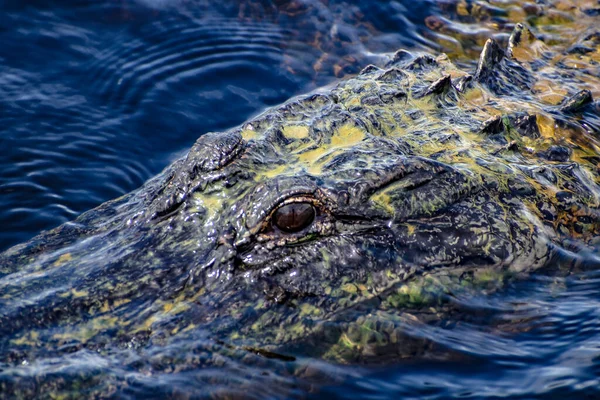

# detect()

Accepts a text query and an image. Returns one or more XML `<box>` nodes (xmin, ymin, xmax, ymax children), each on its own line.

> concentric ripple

<box><xmin>85</xmin><ymin>16</ymin><xmax>291</xmax><ymax>112</ymax></box>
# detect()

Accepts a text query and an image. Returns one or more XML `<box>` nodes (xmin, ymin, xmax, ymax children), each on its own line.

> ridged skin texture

<box><xmin>1</xmin><ymin>15</ymin><xmax>600</xmax><ymax>397</ymax></box>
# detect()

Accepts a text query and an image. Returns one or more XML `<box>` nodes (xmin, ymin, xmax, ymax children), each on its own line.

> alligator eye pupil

<box><xmin>273</xmin><ymin>203</ymin><xmax>315</xmax><ymax>233</ymax></box>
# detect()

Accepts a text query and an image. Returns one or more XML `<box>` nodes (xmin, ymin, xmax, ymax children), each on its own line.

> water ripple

<box><xmin>86</xmin><ymin>17</ymin><xmax>289</xmax><ymax>112</ymax></box>
<box><xmin>0</xmin><ymin>1</ymin><xmax>438</xmax><ymax>250</ymax></box>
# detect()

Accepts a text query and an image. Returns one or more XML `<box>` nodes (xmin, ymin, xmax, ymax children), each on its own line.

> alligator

<box><xmin>1</xmin><ymin>20</ymin><xmax>600</xmax><ymax>397</ymax></box>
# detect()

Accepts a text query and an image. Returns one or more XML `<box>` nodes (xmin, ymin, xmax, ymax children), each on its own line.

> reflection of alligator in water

<box><xmin>1</xmin><ymin>22</ymin><xmax>600</xmax><ymax>397</ymax></box>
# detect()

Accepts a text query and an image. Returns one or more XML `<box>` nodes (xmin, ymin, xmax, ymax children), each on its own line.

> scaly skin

<box><xmin>1</xmin><ymin>19</ymin><xmax>600</xmax><ymax>397</ymax></box>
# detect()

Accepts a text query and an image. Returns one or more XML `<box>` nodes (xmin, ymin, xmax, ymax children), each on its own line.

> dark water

<box><xmin>2</xmin><ymin>0</ymin><xmax>600</xmax><ymax>399</ymax></box>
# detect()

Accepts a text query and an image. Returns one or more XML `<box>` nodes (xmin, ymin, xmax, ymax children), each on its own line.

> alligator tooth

<box><xmin>475</xmin><ymin>39</ymin><xmax>504</xmax><ymax>81</ymax></box>
<box><xmin>560</xmin><ymin>90</ymin><xmax>594</xmax><ymax>113</ymax></box>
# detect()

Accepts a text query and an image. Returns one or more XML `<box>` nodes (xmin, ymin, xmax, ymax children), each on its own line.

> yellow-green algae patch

<box><xmin>282</xmin><ymin>125</ymin><xmax>310</xmax><ymax>140</ymax></box>
<box><xmin>51</xmin><ymin>316</ymin><xmax>120</xmax><ymax>344</ymax></box>
<box><xmin>330</xmin><ymin>124</ymin><xmax>365</xmax><ymax>147</ymax></box>
<box><xmin>258</xmin><ymin>164</ymin><xmax>290</xmax><ymax>180</ymax></box>
<box><xmin>299</xmin><ymin>303</ymin><xmax>322</xmax><ymax>317</ymax></box>
<box><xmin>297</xmin><ymin>123</ymin><xmax>366</xmax><ymax>175</ymax></box>
<box><xmin>11</xmin><ymin>331</ymin><xmax>40</xmax><ymax>347</ymax></box>
<box><xmin>59</xmin><ymin>288</ymin><xmax>89</xmax><ymax>299</ymax></box>
<box><xmin>192</xmin><ymin>192</ymin><xmax>228</xmax><ymax>222</ymax></box>
<box><xmin>53</xmin><ymin>253</ymin><xmax>72</xmax><ymax>267</ymax></box>
<box><xmin>240</xmin><ymin>128</ymin><xmax>259</xmax><ymax>142</ymax></box>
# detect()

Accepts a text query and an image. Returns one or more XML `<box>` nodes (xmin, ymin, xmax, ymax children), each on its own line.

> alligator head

<box><xmin>1</xmin><ymin>24</ymin><xmax>600</xmax><ymax>393</ymax></box>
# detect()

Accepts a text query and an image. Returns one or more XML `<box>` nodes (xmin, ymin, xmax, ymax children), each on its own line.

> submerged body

<box><xmin>1</xmin><ymin>12</ymin><xmax>600</xmax><ymax>397</ymax></box>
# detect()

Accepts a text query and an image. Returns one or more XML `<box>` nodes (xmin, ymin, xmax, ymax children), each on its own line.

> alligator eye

<box><xmin>273</xmin><ymin>203</ymin><xmax>315</xmax><ymax>233</ymax></box>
